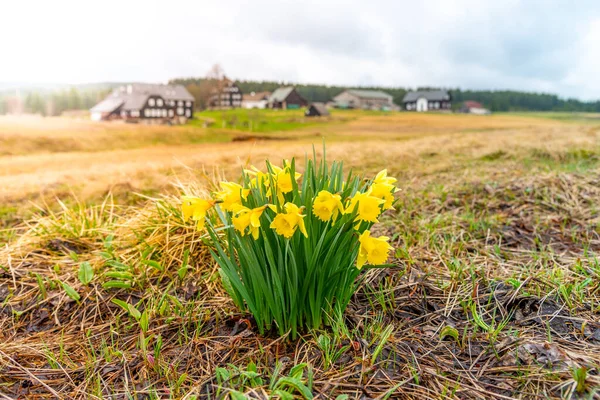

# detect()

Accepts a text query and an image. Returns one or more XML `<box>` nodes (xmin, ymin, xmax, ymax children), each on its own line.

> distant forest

<box><xmin>0</xmin><ymin>86</ymin><xmax>112</xmax><ymax>116</ymax></box>
<box><xmin>2</xmin><ymin>79</ymin><xmax>600</xmax><ymax>115</ymax></box>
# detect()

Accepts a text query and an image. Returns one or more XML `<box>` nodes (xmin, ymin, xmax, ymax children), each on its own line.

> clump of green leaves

<box><xmin>196</xmin><ymin>149</ymin><xmax>397</xmax><ymax>338</ymax></box>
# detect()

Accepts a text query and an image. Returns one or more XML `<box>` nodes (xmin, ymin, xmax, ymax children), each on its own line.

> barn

<box><xmin>90</xmin><ymin>83</ymin><xmax>195</xmax><ymax>123</ymax></box>
<box><xmin>268</xmin><ymin>87</ymin><xmax>308</xmax><ymax>109</ymax></box>
<box><xmin>332</xmin><ymin>89</ymin><xmax>394</xmax><ymax>110</ymax></box>
<box><xmin>402</xmin><ymin>90</ymin><xmax>452</xmax><ymax>112</ymax></box>
<box><xmin>305</xmin><ymin>103</ymin><xmax>330</xmax><ymax>117</ymax></box>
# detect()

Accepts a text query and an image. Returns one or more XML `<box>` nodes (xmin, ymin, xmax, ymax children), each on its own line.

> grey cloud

<box><xmin>4</xmin><ymin>0</ymin><xmax>600</xmax><ymax>99</ymax></box>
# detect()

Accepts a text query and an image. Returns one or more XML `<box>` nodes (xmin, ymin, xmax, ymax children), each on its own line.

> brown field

<box><xmin>1</xmin><ymin>111</ymin><xmax>600</xmax><ymax>399</ymax></box>
<box><xmin>0</xmin><ymin>112</ymin><xmax>593</xmax><ymax>203</ymax></box>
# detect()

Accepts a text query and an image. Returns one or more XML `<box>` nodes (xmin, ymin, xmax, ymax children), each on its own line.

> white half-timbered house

<box><xmin>402</xmin><ymin>90</ymin><xmax>452</xmax><ymax>112</ymax></box>
<box><xmin>90</xmin><ymin>83</ymin><xmax>195</xmax><ymax>123</ymax></box>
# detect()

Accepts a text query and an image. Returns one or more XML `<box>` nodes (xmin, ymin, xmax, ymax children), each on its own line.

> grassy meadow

<box><xmin>1</xmin><ymin>110</ymin><xmax>600</xmax><ymax>398</ymax></box>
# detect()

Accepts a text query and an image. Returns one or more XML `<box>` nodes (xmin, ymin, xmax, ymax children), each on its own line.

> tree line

<box><xmin>172</xmin><ymin>77</ymin><xmax>600</xmax><ymax>112</ymax></box>
<box><xmin>0</xmin><ymin>87</ymin><xmax>111</xmax><ymax>116</ymax></box>
<box><xmin>2</xmin><ymin>79</ymin><xmax>599</xmax><ymax>116</ymax></box>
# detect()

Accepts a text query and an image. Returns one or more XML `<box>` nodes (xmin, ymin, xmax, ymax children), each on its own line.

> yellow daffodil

<box><xmin>181</xmin><ymin>196</ymin><xmax>215</xmax><ymax>230</ymax></box>
<box><xmin>368</xmin><ymin>182</ymin><xmax>396</xmax><ymax>210</ymax></box>
<box><xmin>232</xmin><ymin>205</ymin><xmax>268</xmax><ymax>239</ymax></box>
<box><xmin>244</xmin><ymin>165</ymin><xmax>270</xmax><ymax>189</ymax></box>
<box><xmin>270</xmin><ymin>203</ymin><xmax>308</xmax><ymax>238</ymax></box>
<box><xmin>373</xmin><ymin>169</ymin><xmax>397</xmax><ymax>186</ymax></box>
<box><xmin>214</xmin><ymin>182</ymin><xmax>250</xmax><ymax>211</ymax></box>
<box><xmin>274</xmin><ymin>167</ymin><xmax>301</xmax><ymax>194</ymax></box>
<box><xmin>346</xmin><ymin>192</ymin><xmax>385</xmax><ymax>223</ymax></box>
<box><xmin>357</xmin><ymin>230</ymin><xmax>393</xmax><ymax>269</ymax></box>
<box><xmin>312</xmin><ymin>190</ymin><xmax>345</xmax><ymax>222</ymax></box>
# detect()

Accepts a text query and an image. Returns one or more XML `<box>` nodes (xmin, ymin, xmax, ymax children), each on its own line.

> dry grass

<box><xmin>1</xmin><ymin>112</ymin><xmax>600</xmax><ymax>398</ymax></box>
<box><xmin>1</xmin><ymin>112</ymin><xmax>596</xmax><ymax>203</ymax></box>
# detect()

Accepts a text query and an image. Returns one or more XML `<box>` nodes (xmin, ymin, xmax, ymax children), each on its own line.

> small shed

<box><xmin>305</xmin><ymin>102</ymin><xmax>330</xmax><ymax>117</ymax></box>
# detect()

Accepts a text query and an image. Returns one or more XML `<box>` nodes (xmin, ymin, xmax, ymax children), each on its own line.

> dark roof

<box><xmin>91</xmin><ymin>83</ymin><xmax>194</xmax><ymax>112</ymax></box>
<box><xmin>269</xmin><ymin>87</ymin><xmax>295</xmax><ymax>102</ymax></box>
<box><xmin>308</xmin><ymin>102</ymin><xmax>330</xmax><ymax>116</ymax></box>
<box><xmin>90</xmin><ymin>97</ymin><xmax>123</xmax><ymax>113</ymax></box>
<box><xmin>345</xmin><ymin>89</ymin><xmax>392</xmax><ymax>100</ymax></box>
<box><xmin>403</xmin><ymin>90</ymin><xmax>451</xmax><ymax>102</ymax></box>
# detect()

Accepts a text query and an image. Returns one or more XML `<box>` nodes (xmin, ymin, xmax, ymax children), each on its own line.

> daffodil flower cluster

<box><xmin>180</xmin><ymin>153</ymin><xmax>399</xmax><ymax>337</ymax></box>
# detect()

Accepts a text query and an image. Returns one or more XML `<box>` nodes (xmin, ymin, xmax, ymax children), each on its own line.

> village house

<box><xmin>208</xmin><ymin>78</ymin><xmax>243</xmax><ymax>108</ymax></box>
<box><xmin>332</xmin><ymin>89</ymin><xmax>394</xmax><ymax>110</ymax></box>
<box><xmin>241</xmin><ymin>91</ymin><xmax>271</xmax><ymax>109</ymax></box>
<box><xmin>90</xmin><ymin>83</ymin><xmax>195</xmax><ymax>122</ymax></box>
<box><xmin>268</xmin><ymin>87</ymin><xmax>308</xmax><ymax>109</ymax></box>
<box><xmin>402</xmin><ymin>90</ymin><xmax>452</xmax><ymax>112</ymax></box>
<box><xmin>459</xmin><ymin>100</ymin><xmax>491</xmax><ymax>115</ymax></box>
<box><xmin>305</xmin><ymin>102</ymin><xmax>330</xmax><ymax>117</ymax></box>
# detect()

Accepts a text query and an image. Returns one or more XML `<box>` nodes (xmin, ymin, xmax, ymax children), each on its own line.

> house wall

<box><xmin>333</xmin><ymin>91</ymin><xmax>392</xmax><ymax>109</ymax></box>
<box><xmin>333</xmin><ymin>92</ymin><xmax>361</xmax><ymax>108</ymax></box>
<box><xmin>284</xmin><ymin>89</ymin><xmax>308</xmax><ymax>108</ymax></box>
<box><xmin>242</xmin><ymin>100</ymin><xmax>268</xmax><ymax>109</ymax></box>
<box><xmin>135</xmin><ymin>95</ymin><xmax>194</xmax><ymax>120</ymax></box>
<box><xmin>271</xmin><ymin>89</ymin><xmax>308</xmax><ymax>109</ymax></box>
<box><xmin>360</xmin><ymin>97</ymin><xmax>392</xmax><ymax>110</ymax></box>
<box><xmin>404</xmin><ymin>100</ymin><xmax>451</xmax><ymax>112</ymax></box>
<box><xmin>210</xmin><ymin>82</ymin><xmax>243</xmax><ymax>108</ymax></box>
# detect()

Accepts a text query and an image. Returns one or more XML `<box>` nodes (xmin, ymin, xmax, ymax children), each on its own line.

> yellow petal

<box><xmin>356</xmin><ymin>250</ymin><xmax>368</xmax><ymax>269</ymax></box>
<box><xmin>298</xmin><ymin>216</ymin><xmax>308</xmax><ymax>238</ymax></box>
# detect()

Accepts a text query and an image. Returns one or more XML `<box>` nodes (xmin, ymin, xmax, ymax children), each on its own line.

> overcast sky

<box><xmin>4</xmin><ymin>0</ymin><xmax>600</xmax><ymax>100</ymax></box>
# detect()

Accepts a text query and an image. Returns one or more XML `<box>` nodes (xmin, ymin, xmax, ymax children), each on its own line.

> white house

<box><xmin>241</xmin><ymin>91</ymin><xmax>271</xmax><ymax>109</ymax></box>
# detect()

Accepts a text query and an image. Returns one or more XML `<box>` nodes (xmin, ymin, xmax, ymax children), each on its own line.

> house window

<box><xmin>177</xmin><ymin>107</ymin><xmax>183</xmax><ymax>115</ymax></box>
<box><xmin>148</xmin><ymin>98</ymin><xmax>155</xmax><ymax>107</ymax></box>
<box><xmin>162</xmin><ymin>109</ymin><xmax>167</xmax><ymax>117</ymax></box>
<box><xmin>186</xmin><ymin>101</ymin><xmax>191</xmax><ymax>107</ymax></box>
<box><xmin>178</xmin><ymin>101</ymin><xmax>183</xmax><ymax>106</ymax></box>
<box><xmin>185</xmin><ymin>109</ymin><xmax>191</xmax><ymax>117</ymax></box>
<box><xmin>157</xmin><ymin>99</ymin><xmax>163</xmax><ymax>107</ymax></box>
<box><xmin>434</xmin><ymin>102</ymin><xmax>440</xmax><ymax>109</ymax></box>
<box><xmin>121</xmin><ymin>110</ymin><xmax>127</xmax><ymax>117</ymax></box>
<box><xmin>168</xmin><ymin>109</ymin><xmax>174</xmax><ymax>117</ymax></box>
<box><xmin>131</xmin><ymin>110</ymin><xmax>139</xmax><ymax>117</ymax></box>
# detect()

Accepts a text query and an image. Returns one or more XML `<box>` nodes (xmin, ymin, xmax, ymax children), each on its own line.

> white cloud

<box><xmin>2</xmin><ymin>0</ymin><xmax>600</xmax><ymax>99</ymax></box>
